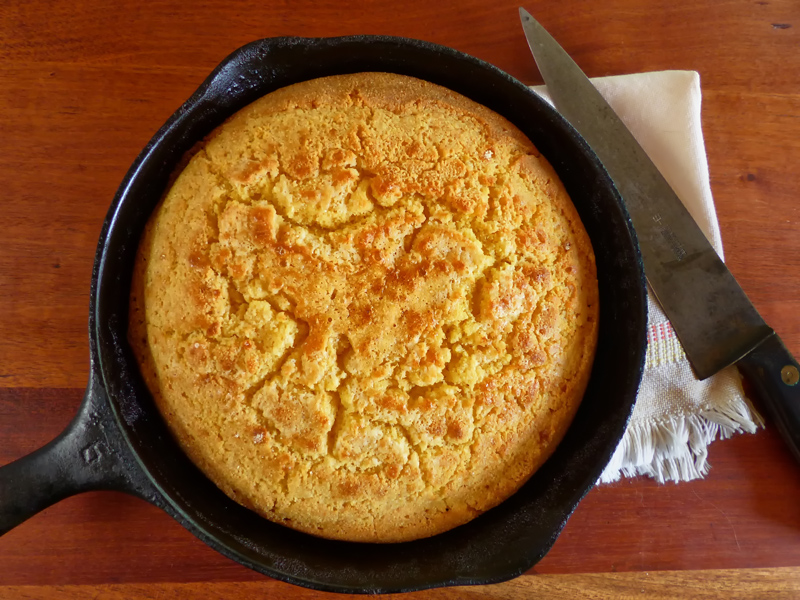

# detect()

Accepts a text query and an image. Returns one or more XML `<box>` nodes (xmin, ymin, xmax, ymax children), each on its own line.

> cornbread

<box><xmin>129</xmin><ymin>72</ymin><xmax>598</xmax><ymax>543</ymax></box>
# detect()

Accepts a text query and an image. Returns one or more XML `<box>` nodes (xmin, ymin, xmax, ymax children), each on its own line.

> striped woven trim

<box><xmin>645</xmin><ymin>320</ymin><xmax>686</xmax><ymax>369</ymax></box>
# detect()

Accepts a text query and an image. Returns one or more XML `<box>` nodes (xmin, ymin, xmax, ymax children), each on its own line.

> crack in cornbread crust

<box><xmin>129</xmin><ymin>73</ymin><xmax>599</xmax><ymax>543</ymax></box>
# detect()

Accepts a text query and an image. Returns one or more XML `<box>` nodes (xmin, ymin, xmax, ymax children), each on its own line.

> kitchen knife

<box><xmin>519</xmin><ymin>7</ymin><xmax>800</xmax><ymax>461</ymax></box>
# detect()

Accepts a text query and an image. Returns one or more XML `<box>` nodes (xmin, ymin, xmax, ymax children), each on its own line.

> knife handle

<box><xmin>737</xmin><ymin>332</ymin><xmax>800</xmax><ymax>463</ymax></box>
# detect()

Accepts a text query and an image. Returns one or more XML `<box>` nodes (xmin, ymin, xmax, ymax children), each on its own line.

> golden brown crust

<box><xmin>129</xmin><ymin>72</ymin><xmax>598</xmax><ymax>543</ymax></box>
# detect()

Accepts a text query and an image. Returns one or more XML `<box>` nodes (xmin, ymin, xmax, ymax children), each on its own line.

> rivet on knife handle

<box><xmin>737</xmin><ymin>334</ymin><xmax>800</xmax><ymax>462</ymax></box>
<box><xmin>782</xmin><ymin>365</ymin><xmax>800</xmax><ymax>387</ymax></box>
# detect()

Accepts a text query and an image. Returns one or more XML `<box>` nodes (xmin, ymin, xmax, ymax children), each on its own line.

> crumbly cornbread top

<box><xmin>130</xmin><ymin>72</ymin><xmax>598</xmax><ymax>542</ymax></box>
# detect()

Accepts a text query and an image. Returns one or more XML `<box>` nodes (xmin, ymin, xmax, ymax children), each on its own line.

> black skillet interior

<box><xmin>93</xmin><ymin>36</ymin><xmax>646</xmax><ymax>593</ymax></box>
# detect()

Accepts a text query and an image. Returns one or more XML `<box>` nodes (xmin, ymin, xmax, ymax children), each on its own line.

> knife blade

<box><xmin>519</xmin><ymin>7</ymin><xmax>800</xmax><ymax>461</ymax></box>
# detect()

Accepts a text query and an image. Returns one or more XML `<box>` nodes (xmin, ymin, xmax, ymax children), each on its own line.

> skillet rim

<box><xmin>91</xmin><ymin>34</ymin><xmax>647</xmax><ymax>594</ymax></box>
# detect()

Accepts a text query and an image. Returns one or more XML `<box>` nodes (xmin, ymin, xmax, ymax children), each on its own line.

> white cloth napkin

<box><xmin>532</xmin><ymin>71</ymin><xmax>762</xmax><ymax>483</ymax></box>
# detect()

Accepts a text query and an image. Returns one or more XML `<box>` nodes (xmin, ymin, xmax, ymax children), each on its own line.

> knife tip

<box><xmin>519</xmin><ymin>7</ymin><xmax>536</xmax><ymax>28</ymax></box>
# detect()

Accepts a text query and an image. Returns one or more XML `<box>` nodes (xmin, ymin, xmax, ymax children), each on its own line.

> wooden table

<box><xmin>1</xmin><ymin>0</ymin><xmax>799</xmax><ymax>597</ymax></box>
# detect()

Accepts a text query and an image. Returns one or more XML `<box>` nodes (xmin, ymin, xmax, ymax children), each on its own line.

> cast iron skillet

<box><xmin>0</xmin><ymin>36</ymin><xmax>646</xmax><ymax>593</ymax></box>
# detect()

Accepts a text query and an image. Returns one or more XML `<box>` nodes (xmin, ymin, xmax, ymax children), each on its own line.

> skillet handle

<box><xmin>0</xmin><ymin>372</ymin><xmax>156</xmax><ymax>536</ymax></box>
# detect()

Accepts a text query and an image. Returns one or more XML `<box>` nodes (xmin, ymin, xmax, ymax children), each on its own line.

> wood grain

<box><xmin>2</xmin><ymin>388</ymin><xmax>800</xmax><ymax>585</ymax></box>
<box><xmin>0</xmin><ymin>0</ymin><xmax>798</xmax><ymax>388</ymax></box>
<box><xmin>2</xmin><ymin>568</ymin><xmax>799</xmax><ymax>599</ymax></box>
<box><xmin>1</xmin><ymin>0</ymin><xmax>800</xmax><ymax>596</ymax></box>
